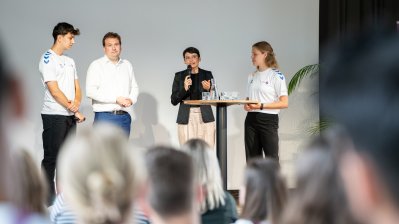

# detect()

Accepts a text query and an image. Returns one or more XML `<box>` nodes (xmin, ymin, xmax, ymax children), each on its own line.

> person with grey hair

<box><xmin>57</xmin><ymin>124</ymin><xmax>138</xmax><ymax>224</ymax></box>
<box><xmin>182</xmin><ymin>139</ymin><xmax>237</xmax><ymax>224</ymax></box>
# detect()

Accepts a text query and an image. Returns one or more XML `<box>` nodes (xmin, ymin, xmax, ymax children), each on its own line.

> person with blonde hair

<box><xmin>236</xmin><ymin>158</ymin><xmax>287</xmax><ymax>224</ymax></box>
<box><xmin>244</xmin><ymin>41</ymin><xmax>288</xmax><ymax>161</ymax></box>
<box><xmin>182</xmin><ymin>139</ymin><xmax>237</xmax><ymax>224</ymax></box>
<box><xmin>57</xmin><ymin>124</ymin><xmax>138</xmax><ymax>224</ymax></box>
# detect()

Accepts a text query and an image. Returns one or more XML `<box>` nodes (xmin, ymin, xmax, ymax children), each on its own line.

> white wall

<box><xmin>0</xmin><ymin>0</ymin><xmax>319</xmax><ymax>189</ymax></box>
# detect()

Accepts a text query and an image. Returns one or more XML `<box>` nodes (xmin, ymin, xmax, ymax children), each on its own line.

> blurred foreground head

<box><xmin>0</xmin><ymin>42</ymin><xmax>23</xmax><ymax>201</ymax></box>
<box><xmin>321</xmin><ymin>29</ymin><xmax>399</xmax><ymax>224</ymax></box>
<box><xmin>57</xmin><ymin>124</ymin><xmax>138</xmax><ymax>224</ymax></box>
<box><xmin>145</xmin><ymin>146</ymin><xmax>198</xmax><ymax>224</ymax></box>
<box><xmin>182</xmin><ymin>139</ymin><xmax>225</xmax><ymax>213</ymax></box>
<box><xmin>281</xmin><ymin>128</ymin><xmax>357</xmax><ymax>224</ymax></box>
<box><xmin>0</xmin><ymin>41</ymin><xmax>50</xmax><ymax>224</ymax></box>
<box><xmin>11</xmin><ymin>149</ymin><xmax>48</xmax><ymax>214</ymax></box>
<box><xmin>0</xmin><ymin>42</ymin><xmax>9</xmax><ymax>201</ymax></box>
<box><xmin>241</xmin><ymin>158</ymin><xmax>287</xmax><ymax>224</ymax></box>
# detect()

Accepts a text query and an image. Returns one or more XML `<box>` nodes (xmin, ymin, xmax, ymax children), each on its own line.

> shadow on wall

<box><xmin>130</xmin><ymin>92</ymin><xmax>171</xmax><ymax>148</ymax></box>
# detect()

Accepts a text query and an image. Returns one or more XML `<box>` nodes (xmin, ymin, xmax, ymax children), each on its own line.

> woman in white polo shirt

<box><xmin>244</xmin><ymin>41</ymin><xmax>288</xmax><ymax>161</ymax></box>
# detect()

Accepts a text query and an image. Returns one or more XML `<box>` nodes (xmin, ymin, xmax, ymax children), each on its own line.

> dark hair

<box><xmin>145</xmin><ymin>146</ymin><xmax>194</xmax><ymax>217</ymax></box>
<box><xmin>281</xmin><ymin>129</ymin><xmax>358</xmax><ymax>224</ymax></box>
<box><xmin>0</xmin><ymin>44</ymin><xmax>8</xmax><ymax>103</ymax></box>
<box><xmin>252</xmin><ymin>41</ymin><xmax>279</xmax><ymax>68</ymax></box>
<box><xmin>320</xmin><ymin>29</ymin><xmax>399</xmax><ymax>206</ymax></box>
<box><xmin>52</xmin><ymin>22</ymin><xmax>80</xmax><ymax>43</ymax></box>
<box><xmin>102</xmin><ymin>32</ymin><xmax>122</xmax><ymax>47</ymax></box>
<box><xmin>241</xmin><ymin>158</ymin><xmax>287</xmax><ymax>224</ymax></box>
<box><xmin>0</xmin><ymin>43</ymin><xmax>14</xmax><ymax>113</ymax></box>
<box><xmin>0</xmin><ymin>42</ymin><xmax>11</xmax><ymax>199</ymax></box>
<box><xmin>182</xmin><ymin>47</ymin><xmax>200</xmax><ymax>58</ymax></box>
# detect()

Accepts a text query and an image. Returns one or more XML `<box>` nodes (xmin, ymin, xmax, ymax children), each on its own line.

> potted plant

<box><xmin>288</xmin><ymin>64</ymin><xmax>330</xmax><ymax>135</ymax></box>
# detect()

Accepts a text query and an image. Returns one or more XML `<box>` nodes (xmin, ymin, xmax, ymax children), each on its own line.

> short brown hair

<box><xmin>102</xmin><ymin>32</ymin><xmax>122</xmax><ymax>47</ymax></box>
<box><xmin>145</xmin><ymin>146</ymin><xmax>195</xmax><ymax>217</ymax></box>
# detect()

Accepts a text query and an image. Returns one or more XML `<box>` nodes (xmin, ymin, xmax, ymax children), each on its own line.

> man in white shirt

<box><xmin>39</xmin><ymin>22</ymin><xmax>85</xmax><ymax>204</ymax></box>
<box><xmin>86</xmin><ymin>32</ymin><xmax>139</xmax><ymax>136</ymax></box>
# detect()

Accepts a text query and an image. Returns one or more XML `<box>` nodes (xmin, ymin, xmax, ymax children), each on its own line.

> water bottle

<box><xmin>210</xmin><ymin>78</ymin><xmax>219</xmax><ymax>100</ymax></box>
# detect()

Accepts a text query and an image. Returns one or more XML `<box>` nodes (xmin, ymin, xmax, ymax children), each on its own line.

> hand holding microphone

<box><xmin>184</xmin><ymin>65</ymin><xmax>192</xmax><ymax>91</ymax></box>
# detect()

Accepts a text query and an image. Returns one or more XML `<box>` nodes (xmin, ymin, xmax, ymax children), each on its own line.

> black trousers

<box><xmin>41</xmin><ymin>114</ymin><xmax>76</xmax><ymax>204</ymax></box>
<box><xmin>244</xmin><ymin>112</ymin><xmax>279</xmax><ymax>161</ymax></box>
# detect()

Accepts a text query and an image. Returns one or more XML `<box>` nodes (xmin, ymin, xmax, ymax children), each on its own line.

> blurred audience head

<box><xmin>0</xmin><ymin>41</ymin><xmax>51</xmax><ymax>224</ymax></box>
<box><xmin>240</xmin><ymin>158</ymin><xmax>287</xmax><ymax>224</ymax></box>
<box><xmin>11</xmin><ymin>148</ymin><xmax>48</xmax><ymax>214</ymax></box>
<box><xmin>281</xmin><ymin>128</ymin><xmax>357</xmax><ymax>224</ymax></box>
<box><xmin>182</xmin><ymin>139</ymin><xmax>225</xmax><ymax>213</ymax></box>
<box><xmin>321</xmin><ymin>29</ymin><xmax>399</xmax><ymax>224</ymax></box>
<box><xmin>145</xmin><ymin>146</ymin><xmax>198</xmax><ymax>224</ymax></box>
<box><xmin>0</xmin><ymin>43</ymin><xmax>10</xmax><ymax>201</ymax></box>
<box><xmin>0</xmin><ymin>43</ymin><xmax>7</xmax><ymax>105</ymax></box>
<box><xmin>57</xmin><ymin>124</ymin><xmax>138</xmax><ymax>224</ymax></box>
<box><xmin>0</xmin><ymin>42</ymin><xmax>24</xmax><ymax>202</ymax></box>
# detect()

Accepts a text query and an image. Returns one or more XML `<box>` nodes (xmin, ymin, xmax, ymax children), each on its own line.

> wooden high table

<box><xmin>184</xmin><ymin>99</ymin><xmax>258</xmax><ymax>190</ymax></box>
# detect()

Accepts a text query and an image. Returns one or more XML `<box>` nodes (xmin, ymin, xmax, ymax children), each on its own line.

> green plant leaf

<box><xmin>307</xmin><ymin>119</ymin><xmax>331</xmax><ymax>135</ymax></box>
<box><xmin>288</xmin><ymin>64</ymin><xmax>319</xmax><ymax>95</ymax></box>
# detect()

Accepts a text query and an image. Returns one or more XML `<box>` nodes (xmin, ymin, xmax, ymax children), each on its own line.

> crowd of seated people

<box><xmin>1</xmin><ymin>28</ymin><xmax>399</xmax><ymax>224</ymax></box>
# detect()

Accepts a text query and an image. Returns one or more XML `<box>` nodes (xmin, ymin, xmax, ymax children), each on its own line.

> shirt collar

<box><xmin>49</xmin><ymin>49</ymin><xmax>62</xmax><ymax>57</ymax></box>
<box><xmin>103</xmin><ymin>55</ymin><xmax>123</xmax><ymax>65</ymax></box>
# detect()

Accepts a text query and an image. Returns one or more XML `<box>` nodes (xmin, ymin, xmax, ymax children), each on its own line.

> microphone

<box><xmin>186</xmin><ymin>65</ymin><xmax>192</xmax><ymax>90</ymax></box>
<box><xmin>187</xmin><ymin>65</ymin><xmax>192</xmax><ymax>79</ymax></box>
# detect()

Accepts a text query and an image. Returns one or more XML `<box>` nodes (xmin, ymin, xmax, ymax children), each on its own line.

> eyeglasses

<box><xmin>184</xmin><ymin>55</ymin><xmax>199</xmax><ymax>60</ymax></box>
